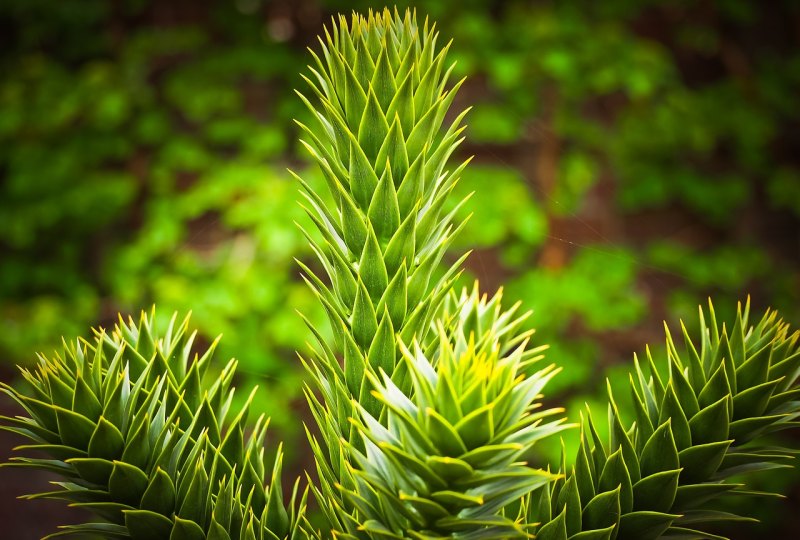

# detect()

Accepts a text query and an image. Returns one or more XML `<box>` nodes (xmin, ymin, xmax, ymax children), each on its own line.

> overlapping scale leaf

<box><xmin>340</xmin><ymin>289</ymin><xmax>569</xmax><ymax>538</ymax></box>
<box><xmin>0</xmin><ymin>310</ymin><xmax>308</xmax><ymax>539</ymax></box>
<box><xmin>530</xmin><ymin>299</ymin><xmax>800</xmax><ymax>540</ymax></box>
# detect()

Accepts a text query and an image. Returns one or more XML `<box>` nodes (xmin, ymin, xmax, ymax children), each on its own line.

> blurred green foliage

<box><xmin>0</xmin><ymin>0</ymin><xmax>331</xmax><ymax>429</ymax></box>
<box><xmin>1</xmin><ymin>0</ymin><xmax>799</xmax><ymax>534</ymax></box>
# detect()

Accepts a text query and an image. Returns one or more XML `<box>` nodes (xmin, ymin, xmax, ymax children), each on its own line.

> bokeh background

<box><xmin>1</xmin><ymin>0</ymin><xmax>799</xmax><ymax>537</ymax></box>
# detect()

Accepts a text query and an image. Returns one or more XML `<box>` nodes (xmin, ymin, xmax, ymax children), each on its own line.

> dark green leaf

<box><xmin>582</xmin><ymin>486</ymin><xmax>621</xmax><ymax>531</ymax></box>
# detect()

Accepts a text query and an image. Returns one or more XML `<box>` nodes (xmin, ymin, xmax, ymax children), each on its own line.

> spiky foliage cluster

<box><xmin>296</xmin><ymin>8</ymin><xmax>473</xmax><ymax>534</ymax></box>
<box><xmin>0</xmin><ymin>311</ymin><xmax>307</xmax><ymax>540</ymax></box>
<box><xmin>319</xmin><ymin>287</ymin><xmax>565</xmax><ymax>537</ymax></box>
<box><xmin>337</xmin><ymin>288</ymin><xmax>568</xmax><ymax>539</ymax></box>
<box><xmin>531</xmin><ymin>300</ymin><xmax>800</xmax><ymax>540</ymax></box>
<box><xmin>438</xmin><ymin>285</ymin><xmax>538</xmax><ymax>361</ymax></box>
<box><xmin>296</xmin><ymin>7</ymin><xmax>469</xmax><ymax>416</ymax></box>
